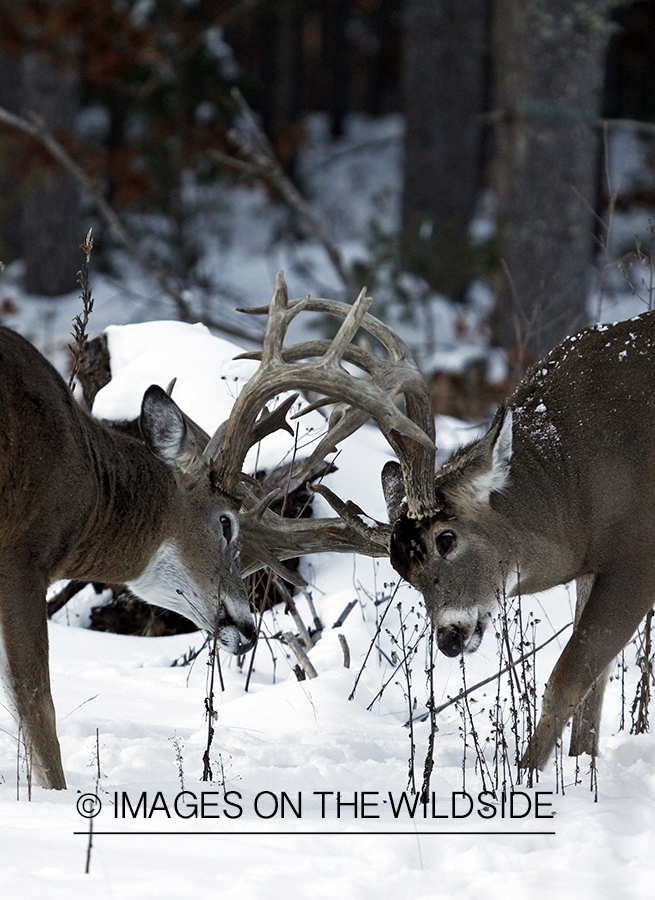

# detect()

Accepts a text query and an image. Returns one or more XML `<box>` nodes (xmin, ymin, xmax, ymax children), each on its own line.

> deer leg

<box><xmin>568</xmin><ymin>666</ymin><xmax>610</xmax><ymax>758</ymax></box>
<box><xmin>0</xmin><ymin>573</ymin><xmax>66</xmax><ymax>789</ymax></box>
<box><xmin>568</xmin><ymin>573</ymin><xmax>608</xmax><ymax>758</ymax></box>
<box><xmin>521</xmin><ymin>570</ymin><xmax>652</xmax><ymax>770</ymax></box>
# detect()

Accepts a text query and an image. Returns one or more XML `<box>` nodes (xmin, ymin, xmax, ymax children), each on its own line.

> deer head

<box><xmin>130</xmin><ymin>383</ymin><xmax>256</xmax><ymax>653</ymax></box>
<box><xmin>382</xmin><ymin>408</ymin><xmax>514</xmax><ymax>657</ymax></box>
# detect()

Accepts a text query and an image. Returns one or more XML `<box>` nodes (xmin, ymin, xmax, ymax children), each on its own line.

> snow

<box><xmin>1</xmin><ymin>321</ymin><xmax>654</xmax><ymax>900</ymax></box>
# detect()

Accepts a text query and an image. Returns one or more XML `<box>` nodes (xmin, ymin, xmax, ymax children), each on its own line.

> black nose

<box><xmin>437</xmin><ymin>625</ymin><xmax>464</xmax><ymax>657</ymax></box>
<box><xmin>236</xmin><ymin>621</ymin><xmax>258</xmax><ymax>655</ymax></box>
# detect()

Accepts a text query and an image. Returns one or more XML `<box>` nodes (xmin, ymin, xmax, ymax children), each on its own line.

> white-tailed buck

<box><xmin>242</xmin><ymin>286</ymin><xmax>651</xmax><ymax>770</ymax></box>
<box><xmin>0</xmin><ymin>274</ymin><xmax>430</xmax><ymax>790</ymax></box>
<box><xmin>380</xmin><ymin>312</ymin><xmax>655</xmax><ymax>770</ymax></box>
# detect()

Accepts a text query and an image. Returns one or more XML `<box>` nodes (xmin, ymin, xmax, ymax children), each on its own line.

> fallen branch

<box><xmin>280</xmin><ymin>632</ymin><xmax>318</xmax><ymax>680</ymax></box>
<box><xmin>46</xmin><ymin>580</ymin><xmax>89</xmax><ymax>618</ymax></box>
<box><xmin>279</xmin><ymin>586</ymin><xmax>314</xmax><ymax>649</ymax></box>
<box><xmin>338</xmin><ymin>634</ymin><xmax>350</xmax><ymax>668</ymax></box>
<box><xmin>332</xmin><ymin>599</ymin><xmax>358</xmax><ymax>629</ymax></box>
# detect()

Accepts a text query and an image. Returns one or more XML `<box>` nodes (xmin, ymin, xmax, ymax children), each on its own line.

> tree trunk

<box><xmin>20</xmin><ymin>45</ymin><xmax>81</xmax><ymax>296</ymax></box>
<box><xmin>0</xmin><ymin>49</ymin><xmax>22</xmax><ymax>262</ymax></box>
<box><xmin>261</xmin><ymin>0</ymin><xmax>303</xmax><ymax>174</ymax></box>
<box><xmin>401</xmin><ymin>0</ymin><xmax>488</xmax><ymax>301</ymax></box>
<box><xmin>490</xmin><ymin>0</ymin><xmax>614</xmax><ymax>362</ymax></box>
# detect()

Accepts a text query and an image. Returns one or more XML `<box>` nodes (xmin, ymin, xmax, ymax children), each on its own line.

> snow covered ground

<box><xmin>1</xmin><ymin>114</ymin><xmax>654</xmax><ymax>898</ymax></box>
<box><xmin>0</xmin><ymin>319</ymin><xmax>654</xmax><ymax>900</ymax></box>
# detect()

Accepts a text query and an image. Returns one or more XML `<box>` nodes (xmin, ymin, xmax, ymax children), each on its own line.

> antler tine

<box><xmin>320</xmin><ymin>286</ymin><xmax>371</xmax><ymax>366</ymax></box>
<box><xmin>202</xmin><ymin>274</ymin><xmax>304</xmax><ymax>480</ymax></box>
<box><xmin>307</xmin><ymin>483</ymin><xmax>390</xmax><ymax>549</ymax></box>
<box><xmin>260</xmin><ymin>271</ymin><xmax>306</xmax><ymax>366</ymax></box>
<box><xmin>291</xmin><ymin>405</ymin><xmax>370</xmax><ymax>486</ymax></box>
<box><xmin>207</xmin><ymin>274</ymin><xmax>436</xmax><ymax>525</ymax></box>
<box><xmin>302</xmin><ymin>296</ymin><xmax>415</xmax><ymax>364</ymax></box>
<box><xmin>208</xmin><ymin>275</ymin><xmax>436</xmax><ymax>501</ymax></box>
<box><xmin>237</xmin><ymin>333</ymin><xmax>437</xmax><ymax>517</ymax></box>
<box><xmin>293</xmin><ymin>298</ymin><xmax>437</xmax><ymax>518</ymax></box>
<box><xmin>237</xmin><ymin>292</ymin><xmax>414</xmax><ymax>365</ymax></box>
<box><xmin>236</xmin><ymin>338</ymin><xmax>434</xmax><ymax>451</ymax></box>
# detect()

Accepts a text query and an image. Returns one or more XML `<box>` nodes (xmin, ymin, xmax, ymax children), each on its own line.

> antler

<box><xmin>215</xmin><ymin>273</ymin><xmax>437</xmax><ymax>519</ymax></box>
<box><xmin>202</xmin><ymin>272</ymin><xmax>437</xmax><ymax>583</ymax></box>
<box><xmin>238</xmin><ymin>482</ymin><xmax>392</xmax><ymax>583</ymax></box>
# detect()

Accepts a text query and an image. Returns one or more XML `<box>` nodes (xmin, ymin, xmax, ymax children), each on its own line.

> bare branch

<box><xmin>279</xmin><ymin>632</ymin><xmax>318</xmax><ymax>680</ymax></box>
<box><xmin>211</xmin><ymin>88</ymin><xmax>356</xmax><ymax>296</ymax></box>
<box><xmin>0</xmin><ymin>104</ymin><xmax>261</xmax><ymax>343</ymax></box>
<box><xmin>338</xmin><ymin>634</ymin><xmax>351</xmax><ymax>668</ymax></box>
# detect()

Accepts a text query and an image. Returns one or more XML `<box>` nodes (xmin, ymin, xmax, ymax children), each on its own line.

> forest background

<box><xmin>2</xmin><ymin>5</ymin><xmax>655</xmax><ymax>897</ymax></box>
<box><xmin>2</xmin><ymin>0</ymin><xmax>655</xmax><ymax>394</ymax></box>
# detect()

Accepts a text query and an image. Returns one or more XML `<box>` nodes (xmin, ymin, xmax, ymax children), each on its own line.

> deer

<box><xmin>377</xmin><ymin>311</ymin><xmax>655</xmax><ymax>770</ymax></box>
<box><xmin>0</xmin><ymin>273</ymin><xmax>434</xmax><ymax>790</ymax></box>
<box><xmin>245</xmin><ymin>284</ymin><xmax>655</xmax><ymax>771</ymax></box>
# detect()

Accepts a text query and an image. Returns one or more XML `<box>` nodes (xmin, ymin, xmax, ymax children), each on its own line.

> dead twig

<box><xmin>338</xmin><ymin>633</ymin><xmax>350</xmax><ymax>668</ymax></box>
<box><xmin>332</xmin><ymin>599</ymin><xmax>358</xmax><ymax>629</ymax></box>
<box><xmin>280</xmin><ymin>632</ymin><xmax>318</xmax><ymax>680</ymax></box>
<box><xmin>420</xmin><ymin>629</ymin><xmax>437</xmax><ymax>805</ymax></box>
<box><xmin>281</xmin><ymin>588</ymin><xmax>314</xmax><ymax>649</ymax></box>
<box><xmin>69</xmin><ymin>229</ymin><xmax>95</xmax><ymax>390</ymax></box>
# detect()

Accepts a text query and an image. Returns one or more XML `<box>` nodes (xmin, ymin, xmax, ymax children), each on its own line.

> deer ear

<box><xmin>466</xmin><ymin>408</ymin><xmax>513</xmax><ymax>504</ymax></box>
<box><xmin>442</xmin><ymin>408</ymin><xmax>513</xmax><ymax>513</ymax></box>
<box><xmin>490</xmin><ymin>407</ymin><xmax>513</xmax><ymax>485</ymax></box>
<box><xmin>140</xmin><ymin>385</ymin><xmax>209</xmax><ymax>475</ymax></box>
<box><xmin>382</xmin><ymin>460</ymin><xmax>407</xmax><ymax>524</ymax></box>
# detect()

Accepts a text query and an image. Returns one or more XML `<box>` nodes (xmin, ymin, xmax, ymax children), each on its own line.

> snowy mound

<box><xmin>92</xmin><ymin>320</ymin><xmax>329</xmax><ymax>474</ymax></box>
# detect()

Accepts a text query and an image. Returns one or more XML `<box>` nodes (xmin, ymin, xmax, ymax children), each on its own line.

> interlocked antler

<box><xmin>259</xmin><ymin>295</ymin><xmax>438</xmax><ymax>519</ymax></box>
<box><xmin>205</xmin><ymin>272</ymin><xmax>437</xmax><ymax>581</ymax></box>
<box><xmin>209</xmin><ymin>272</ymin><xmax>436</xmax><ymax>516</ymax></box>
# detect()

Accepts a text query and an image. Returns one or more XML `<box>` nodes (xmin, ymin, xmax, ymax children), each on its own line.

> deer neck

<box><xmin>58</xmin><ymin>417</ymin><xmax>178</xmax><ymax>585</ymax></box>
<box><xmin>492</xmin><ymin>427</ymin><xmax>587</xmax><ymax>596</ymax></box>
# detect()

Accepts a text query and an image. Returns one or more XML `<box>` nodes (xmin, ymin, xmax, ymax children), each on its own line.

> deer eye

<box><xmin>219</xmin><ymin>514</ymin><xmax>233</xmax><ymax>543</ymax></box>
<box><xmin>436</xmin><ymin>530</ymin><xmax>456</xmax><ymax>557</ymax></box>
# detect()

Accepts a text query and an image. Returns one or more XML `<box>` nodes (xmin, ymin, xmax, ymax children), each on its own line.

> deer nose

<box><xmin>236</xmin><ymin>621</ymin><xmax>258</xmax><ymax>655</ymax></box>
<box><xmin>437</xmin><ymin>624</ymin><xmax>465</xmax><ymax>657</ymax></box>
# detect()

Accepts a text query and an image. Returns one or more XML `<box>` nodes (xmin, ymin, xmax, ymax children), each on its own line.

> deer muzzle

<box><xmin>436</xmin><ymin>615</ymin><xmax>485</xmax><ymax>657</ymax></box>
<box><xmin>216</xmin><ymin>615</ymin><xmax>257</xmax><ymax>655</ymax></box>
